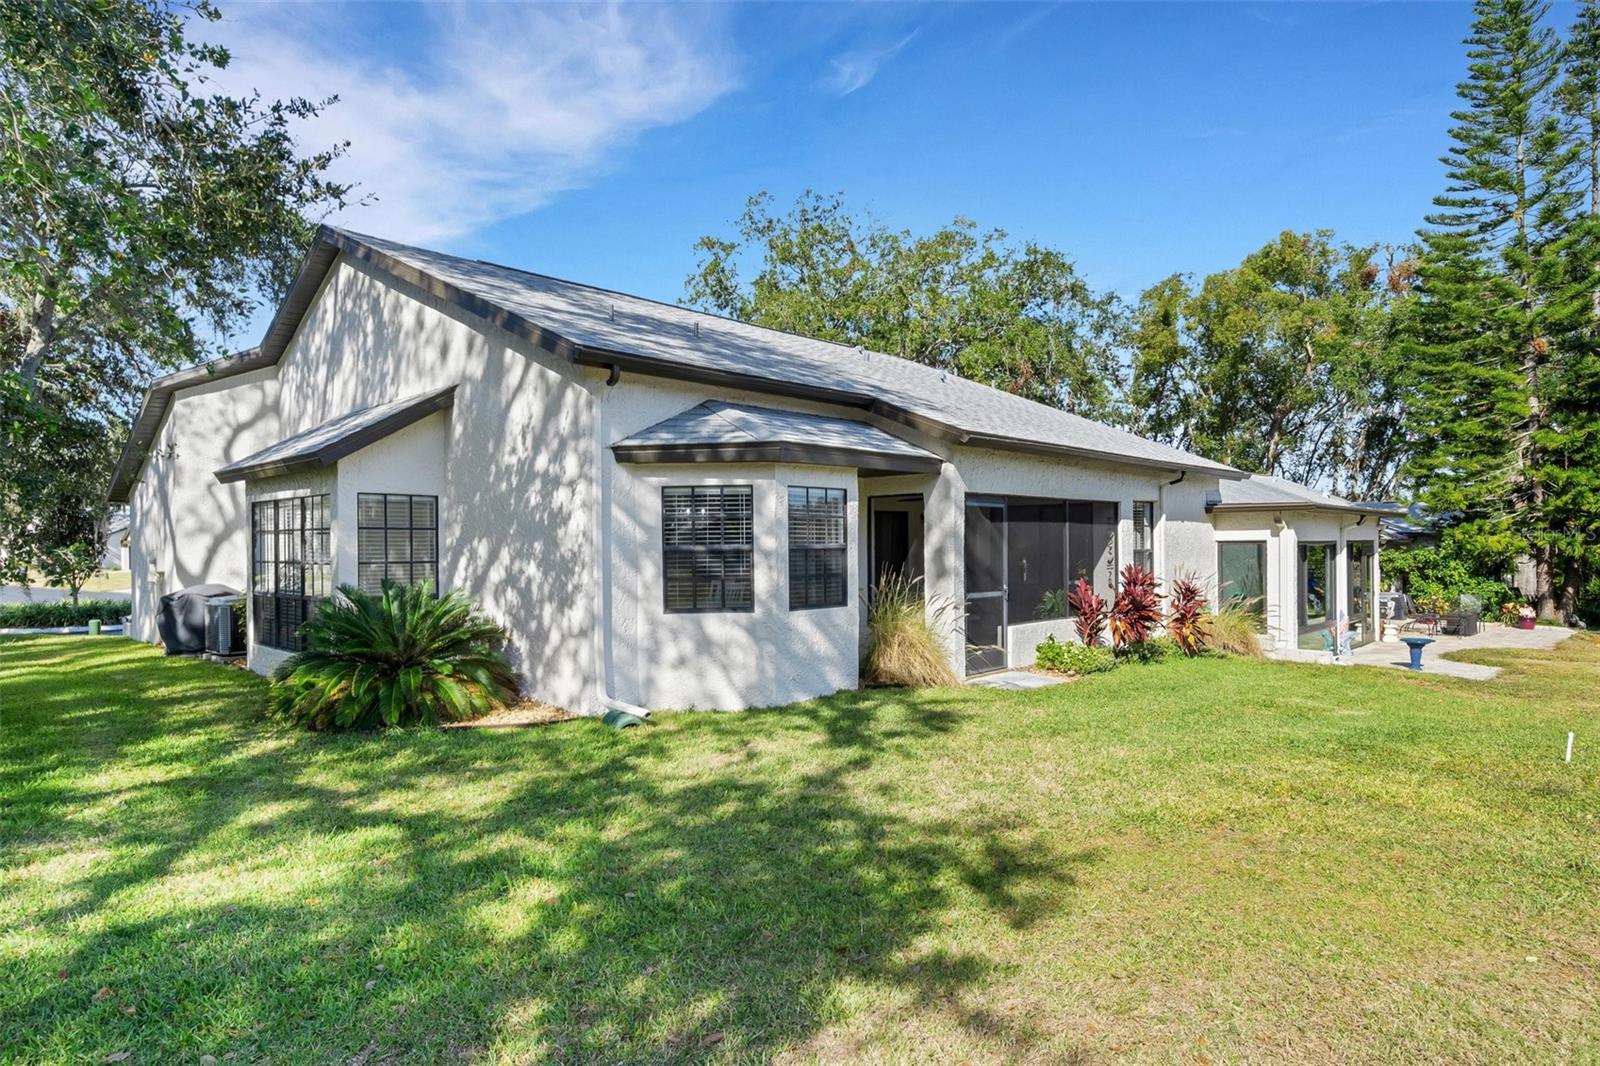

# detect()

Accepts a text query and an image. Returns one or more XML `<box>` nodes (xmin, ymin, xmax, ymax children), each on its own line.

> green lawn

<box><xmin>2</xmin><ymin>636</ymin><xmax>1597</xmax><ymax>1064</ymax></box>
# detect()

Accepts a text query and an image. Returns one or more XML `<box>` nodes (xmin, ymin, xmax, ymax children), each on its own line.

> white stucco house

<box><xmin>107</xmin><ymin>227</ymin><xmax>1385</xmax><ymax>713</ymax></box>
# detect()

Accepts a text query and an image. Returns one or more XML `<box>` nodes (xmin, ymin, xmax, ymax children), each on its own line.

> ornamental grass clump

<box><xmin>1166</xmin><ymin>575</ymin><xmax>1210</xmax><ymax>657</ymax></box>
<box><xmin>1205</xmin><ymin>600</ymin><xmax>1265</xmax><ymax>658</ymax></box>
<box><xmin>864</xmin><ymin>571</ymin><xmax>959</xmax><ymax>689</ymax></box>
<box><xmin>271</xmin><ymin>582</ymin><xmax>520</xmax><ymax>731</ymax></box>
<box><xmin>1065</xmin><ymin>577</ymin><xmax>1108</xmax><ymax>646</ymax></box>
<box><xmin>1108</xmin><ymin>564</ymin><xmax>1162</xmax><ymax>649</ymax></box>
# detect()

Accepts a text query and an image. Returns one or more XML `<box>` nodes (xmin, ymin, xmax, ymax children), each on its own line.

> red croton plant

<box><xmin>1108</xmin><ymin>564</ymin><xmax>1162</xmax><ymax>649</ymax></box>
<box><xmin>1166</xmin><ymin>575</ymin><xmax>1210</xmax><ymax>656</ymax></box>
<box><xmin>1066</xmin><ymin>577</ymin><xmax>1108</xmax><ymax>647</ymax></box>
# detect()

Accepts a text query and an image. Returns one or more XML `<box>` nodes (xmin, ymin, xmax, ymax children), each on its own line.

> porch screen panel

<box><xmin>1006</xmin><ymin>502</ymin><xmax>1067</xmax><ymax>620</ymax></box>
<box><xmin>1218</xmin><ymin>541</ymin><xmax>1266</xmax><ymax>629</ymax></box>
<box><xmin>1067</xmin><ymin>501</ymin><xmax>1119</xmax><ymax>603</ymax></box>
<box><xmin>788</xmin><ymin>487</ymin><xmax>847</xmax><ymax>609</ymax></box>
<box><xmin>663</xmin><ymin>485</ymin><xmax>753</xmax><ymax>612</ymax></box>
<box><xmin>251</xmin><ymin>493</ymin><xmax>331</xmax><ymax>651</ymax></box>
<box><xmin>357</xmin><ymin>493</ymin><xmax>439</xmax><ymax>595</ymax></box>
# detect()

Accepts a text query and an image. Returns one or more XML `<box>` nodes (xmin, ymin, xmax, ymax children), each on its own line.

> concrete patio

<box><xmin>1274</xmin><ymin>624</ymin><xmax>1577</xmax><ymax>680</ymax></box>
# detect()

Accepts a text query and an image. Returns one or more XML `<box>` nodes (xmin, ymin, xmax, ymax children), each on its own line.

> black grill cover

<box><xmin>156</xmin><ymin>584</ymin><xmax>238</xmax><ymax>654</ymax></box>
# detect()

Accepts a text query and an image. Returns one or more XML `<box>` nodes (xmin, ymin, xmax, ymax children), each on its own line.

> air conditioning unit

<box><xmin>204</xmin><ymin>595</ymin><xmax>245</xmax><ymax>657</ymax></box>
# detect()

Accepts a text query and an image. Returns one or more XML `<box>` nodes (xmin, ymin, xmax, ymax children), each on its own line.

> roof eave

<box><xmin>611</xmin><ymin>440</ymin><xmax>943</xmax><ymax>475</ymax></box>
<box><xmin>105</xmin><ymin>347</ymin><xmax>274</xmax><ymax>503</ymax></box>
<box><xmin>213</xmin><ymin>385</ymin><xmax>456</xmax><ymax>485</ymax></box>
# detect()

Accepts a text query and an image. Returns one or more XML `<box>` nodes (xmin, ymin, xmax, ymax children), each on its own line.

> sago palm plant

<box><xmin>271</xmin><ymin>582</ymin><xmax>520</xmax><ymax>730</ymax></box>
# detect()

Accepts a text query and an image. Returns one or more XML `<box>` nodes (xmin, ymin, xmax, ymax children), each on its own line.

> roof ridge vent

<box><xmin>693</xmin><ymin>321</ymin><xmax>701</xmax><ymax>338</ymax></box>
<box><xmin>609</xmin><ymin>305</ymin><xmax>617</xmax><ymax>323</ymax></box>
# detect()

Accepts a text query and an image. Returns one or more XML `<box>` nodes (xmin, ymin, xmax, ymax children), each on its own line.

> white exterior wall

<box><xmin>1212</xmin><ymin>509</ymin><xmax>1381</xmax><ymax>655</ymax></box>
<box><xmin>127</xmin><ymin>367</ymin><xmax>281</xmax><ymax>643</ymax></box>
<box><xmin>264</xmin><ymin>255</ymin><xmax>599</xmax><ymax>712</ymax></box>
<box><xmin>940</xmin><ymin>445</ymin><xmax>1223</xmax><ymax>673</ymax></box>
<box><xmin>595</xmin><ymin>376</ymin><xmax>881</xmax><ymax>710</ymax></box>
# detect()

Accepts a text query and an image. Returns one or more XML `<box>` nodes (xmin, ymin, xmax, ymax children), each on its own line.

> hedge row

<box><xmin>0</xmin><ymin>599</ymin><xmax>130</xmax><ymax>628</ymax></box>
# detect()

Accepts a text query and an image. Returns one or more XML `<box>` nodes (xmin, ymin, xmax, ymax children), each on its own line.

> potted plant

<box><xmin>1514</xmin><ymin>603</ymin><xmax>1537</xmax><ymax>630</ymax></box>
<box><xmin>1498</xmin><ymin>601</ymin><xmax>1522</xmax><ymax>628</ymax></box>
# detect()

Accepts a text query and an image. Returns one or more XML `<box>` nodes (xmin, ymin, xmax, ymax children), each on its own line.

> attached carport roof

<box><xmin>611</xmin><ymin>401</ymin><xmax>944</xmax><ymax>475</ymax></box>
<box><xmin>213</xmin><ymin>386</ymin><xmax>456</xmax><ymax>484</ymax></box>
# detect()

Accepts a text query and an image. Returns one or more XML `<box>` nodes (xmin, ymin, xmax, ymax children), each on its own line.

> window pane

<box><xmin>412</xmin><ymin>529</ymin><xmax>437</xmax><ymax>562</ymax></box>
<box><xmin>358</xmin><ymin>564</ymin><xmax>385</xmax><ymax>596</ymax></box>
<box><xmin>411</xmin><ymin>496</ymin><xmax>436</xmax><ymax>529</ymax></box>
<box><xmin>359</xmin><ymin>528</ymin><xmax>386</xmax><ymax>562</ymax></box>
<box><xmin>387</xmin><ymin>529</ymin><xmax>412</xmax><ymax>561</ymax></box>
<box><xmin>358</xmin><ymin>494</ymin><xmax>386</xmax><ymax>526</ymax></box>
<box><xmin>1218</xmin><ymin>542</ymin><xmax>1266</xmax><ymax>630</ymax></box>
<box><xmin>386</xmin><ymin>494</ymin><xmax>411</xmax><ymax>527</ymax></box>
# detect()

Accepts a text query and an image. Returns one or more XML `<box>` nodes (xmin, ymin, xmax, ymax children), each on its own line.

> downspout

<box><xmin>589</xmin><ymin>367</ymin><xmax>652</xmax><ymax>720</ymax></box>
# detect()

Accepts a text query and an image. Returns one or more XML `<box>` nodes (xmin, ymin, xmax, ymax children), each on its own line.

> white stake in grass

<box><xmin>1566</xmin><ymin>731</ymin><xmax>1575</xmax><ymax>763</ymax></box>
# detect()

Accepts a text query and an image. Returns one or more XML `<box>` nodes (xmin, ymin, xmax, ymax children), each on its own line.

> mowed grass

<box><xmin>2</xmin><ymin>637</ymin><xmax>1598</xmax><ymax>1064</ymax></box>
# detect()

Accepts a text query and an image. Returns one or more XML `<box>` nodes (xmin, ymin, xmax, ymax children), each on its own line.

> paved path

<box><xmin>969</xmin><ymin>669</ymin><xmax>1070</xmax><ymax>690</ymax></box>
<box><xmin>1339</xmin><ymin>624</ymin><xmax>1574</xmax><ymax>680</ymax></box>
<box><xmin>0</xmin><ymin>585</ymin><xmax>131</xmax><ymax>605</ymax></box>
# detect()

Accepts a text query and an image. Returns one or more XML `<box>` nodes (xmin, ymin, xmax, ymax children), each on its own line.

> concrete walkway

<box><xmin>969</xmin><ymin>669</ymin><xmax>1070</xmax><ymax>690</ymax></box>
<box><xmin>1274</xmin><ymin>624</ymin><xmax>1576</xmax><ymax>680</ymax></box>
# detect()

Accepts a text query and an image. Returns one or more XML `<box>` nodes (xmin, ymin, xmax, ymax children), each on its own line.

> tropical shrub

<box><xmin>1108</xmin><ymin>564</ymin><xmax>1161</xmax><ymax>649</ymax></box>
<box><xmin>1066</xmin><ymin>577</ymin><xmax>1108</xmax><ymax>646</ymax></box>
<box><xmin>1382</xmin><ymin>539</ymin><xmax>1516</xmax><ymax>614</ymax></box>
<box><xmin>1035</xmin><ymin>588</ymin><xmax>1068</xmax><ymax>620</ymax></box>
<box><xmin>0</xmin><ymin>598</ymin><xmax>129</xmax><ymax>628</ymax></box>
<box><xmin>1035</xmin><ymin>634</ymin><xmax>1116</xmax><ymax>675</ymax></box>
<box><xmin>1204</xmin><ymin>601</ymin><xmax>1264</xmax><ymax>658</ymax></box>
<box><xmin>1116</xmin><ymin>634</ymin><xmax>1181</xmax><ymax>663</ymax></box>
<box><xmin>271</xmin><ymin>582</ymin><xmax>520</xmax><ymax>731</ymax></box>
<box><xmin>864</xmin><ymin>572</ymin><xmax>959</xmax><ymax>688</ymax></box>
<box><xmin>1166</xmin><ymin>576</ymin><xmax>1209</xmax><ymax>656</ymax></box>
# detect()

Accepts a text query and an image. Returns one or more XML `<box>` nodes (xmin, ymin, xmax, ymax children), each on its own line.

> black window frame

<box><xmin>662</xmin><ymin>485</ymin><xmax>754</xmax><ymax>614</ymax></box>
<box><xmin>357</xmin><ymin>493</ymin><xmax>439</xmax><ymax>596</ymax></box>
<box><xmin>788</xmin><ymin>486</ymin><xmax>848</xmax><ymax>611</ymax></box>
<box><xmin>251</xmin><ymin>494</ymin><xmax>332</xmax><ymax>652</ymax></box>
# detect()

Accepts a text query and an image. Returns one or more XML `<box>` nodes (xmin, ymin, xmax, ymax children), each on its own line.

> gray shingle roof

<box><xmin>1212</xmin><ymin>474</ymin><xmax>1387</xmax><ymax>514</ymax></box>
<box><xmin>214</xmin><ymin>386</ymin><xmax>455</xmax><ymax>484</ymax></box>
<box><xmin>331</xmin><ymin>228</ymin><xmax>1242</xmax><ymax>479</ymax></box>
<box><xmin>612</xmin><ymin>401</ymin><xmax>943</xmax><ymax>474</ymax></box>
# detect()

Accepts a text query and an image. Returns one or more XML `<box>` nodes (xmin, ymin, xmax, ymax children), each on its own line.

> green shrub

<box><xmin>271</xmin><ymin>582</ymin><xmax>520</xmax><ymax>731</ymax></box>
<box><xmin>1116</xmin><ymin>634</ymin><xmax>1183</xmax><ymax>664</ymax></box>
<box><xmin>1579</xmin><ymin>577</ymin><xmax>1600</xmax><ymax>629</ymax></box>
<box><xmin>1382</xmin><ymin>540</ymin><xmax>1516</xmax><ymax>613</ymax></box>
<box><xmin>1034</xmin><ymin>634</ymin><xmax>1116</xmax><ymax>675</ymax></box>
<box><xmin>0</xmin><ymin>598</ymin><xmax>129</xmax><ymax>628</ymax></box>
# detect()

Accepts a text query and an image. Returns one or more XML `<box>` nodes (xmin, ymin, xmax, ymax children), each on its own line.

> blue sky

<box><xmin>209</xmin><ymin>2</ymin><xmax>1517</xmax><ymax>345</ymax></box>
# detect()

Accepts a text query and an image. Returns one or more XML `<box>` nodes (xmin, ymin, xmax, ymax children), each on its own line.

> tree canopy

<box><xmin>1127</xmin><ymin>231</ymin><xmax>1415</xmax><ymax>500</ymax></box>
<box><xmin>683</xmin><ymin>191</ymin><xmax>1128</xmax><ymax>422</ymax></box>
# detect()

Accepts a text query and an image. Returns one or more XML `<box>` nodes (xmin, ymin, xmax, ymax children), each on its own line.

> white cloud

<box><xmin>201</xmin><ymin>3</ymin><xmax>737</xmax><ymax>243</ymax></box>
<box><xmin>821</xmin><ymin>30</ymin><xmax>918</xmax><ymax>96</ymax></box>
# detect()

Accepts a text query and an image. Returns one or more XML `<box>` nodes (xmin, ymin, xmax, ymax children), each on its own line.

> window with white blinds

<box><xmin>357</xmin><ymin>493</ymin><xmax>438</xmax><ymax>595</ymax></box>
<box><xmin>788</xmin><ymin>486</ymin><xmax>847</xmax><ymax>610</ymax></box>
<box><xmin>1132</xmin><ymin>500</ymin><xmax>1155</xmax><ymax>574</ymax></box>
<box><xmin>662</xmin><ymin>485</ymin><xmax>754</xmax><ymax>612</ymax></box>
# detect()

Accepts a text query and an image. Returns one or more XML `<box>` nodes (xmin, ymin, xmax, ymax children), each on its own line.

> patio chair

<box><xmin>1394</xmin><ymin>594</ymin><xmax>1440</xmax><ymax>636</ymax></box>
<box><xmin>1441</xmin><ymin>594</ymin><xmax>1482</xmax><ymax>638</ymax></box>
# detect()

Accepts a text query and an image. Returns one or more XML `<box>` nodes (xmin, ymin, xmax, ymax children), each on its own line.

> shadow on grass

<box><xmin>1</xmin><ymin>638</ymin><xmax>1097</xmax><ymax>1062</ymax></box>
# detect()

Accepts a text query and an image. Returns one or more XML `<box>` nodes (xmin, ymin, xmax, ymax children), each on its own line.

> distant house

<box><xmin>107</xmin><ymin>227</ymin><xmax>1384</xmax><ymax>712</ymax></box>
<box><xmin>100</xmin><ymin>508</ymin><xmax>130</xmax><ymax>570</ymax></box>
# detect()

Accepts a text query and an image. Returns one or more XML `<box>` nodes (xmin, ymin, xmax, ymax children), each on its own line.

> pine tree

<box><xmin>1409</xmin><ymin>0</ymin><xmax>1582</xmax><ymax>618</ymax></box>
<box><xmin>1548</xmin><ymin>0</ymin><xmax>1600</xmax><ymax>616</ymax></box>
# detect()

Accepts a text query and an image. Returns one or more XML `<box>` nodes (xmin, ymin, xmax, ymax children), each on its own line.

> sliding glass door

<box><xmin>964</xmin><ymin>500</ymin><xmax>1008</xmax><ymax>674</ymax></box>
<box><xmin>1298</xmin><ymin>543</ymin><xmax>1334</xmax><ymax>650</ymax></box>
<box><xmin>1348</xmin><ymin>542</ymin><xmax>1372</xmax><ymax>647</ymax></box>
